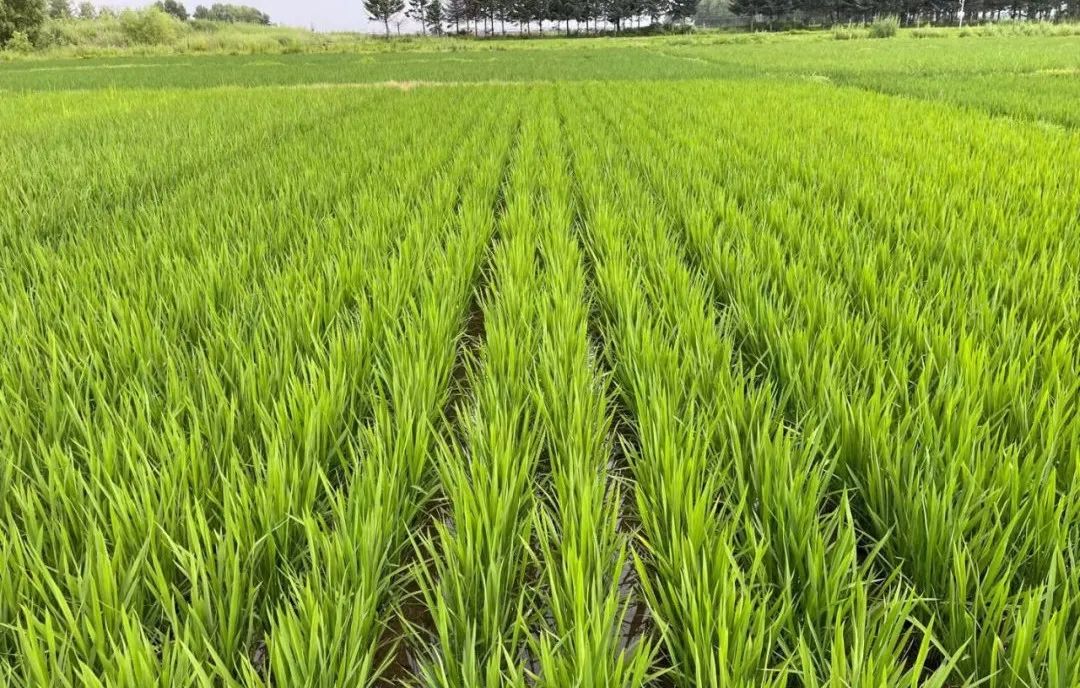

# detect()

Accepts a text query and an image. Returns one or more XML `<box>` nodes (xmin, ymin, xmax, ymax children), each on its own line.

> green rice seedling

<box><xmin>565</xmin><ymin>83</ymin><xmax>957</xmax><ymax>687</ymax></box>
<box><xmin>594</xmin><ymin>80</ymin><xmax>1080</xmax><ymax>686</ymax></box>
<box><xmin>3</xmin><ymin>37</ymin><xmax>1080</xmax><ymax>688</ymax></box>
<box><xmin>524</xmin><ymin>99</ymin><xmax>656</xmax><ymax>688</ymax></box>
<box><xmin>0</xmin><ymin>88</ymin><xmax>512</xmax><ymax>684</ymax></box>
<box><xmin>263</xmin><ymin>94</ymin><xmax>521</xmax><ymax>687</ymax></box>
<box><xmin>560</xmin><ymin>94</ymin><xmax>788</xmax><ymax>687</ymax></box>
<box><xmin>409</xmin><ymin>99</ymin><xmax>544</xmax><ymax>688</ymax></box>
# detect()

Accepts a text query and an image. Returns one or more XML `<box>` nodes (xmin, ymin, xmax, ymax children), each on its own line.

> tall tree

<box><xmin>48</xmin><ymin>0</ymin><xmax>73</xmax><ymax>20</ymax></box>
<box><xmin>641</xmin><ymin>0</ymin><xmax>667</xmax><ymax>22</ymax></box>
<box><xmin>192</xmin><ymin>4</ymin><xmax>270</xmax><ymax>23</ymax></box>
<box><xmin>154</xmin><ymin>0</ymin><xmax>190</xmax><ymax>20</ymax></box>
<box><xmin>443</xmin><ymin>0</ymin><xmax>465</xmax><ymax>31</ymax></box>
<box><xmin>424</xmin><ymin>0</ymin><xmax>444</xmax><ymax>33</ymax></box>
<box><xmin>604</xmin><ymin>0</ymin><xmax>638</xmax><ymax>30</ymax></box>
<box><xmin>668</xmin><ymin>0</ymin><xmax>698</xmax><ymax>20</ymax></box>
<box><xmin>728</xmin><ymin>0</ymin><xmax>762</xmax><ymax>23</ymax></box>
<box><xmin>77</xmin><ymin>1</ymin><xmax>96</xmax><ymax>19</ymax></box>
<box><xmin>406</xmin><ymin>0</ymin><xmax>430</xmax><ymax>32</ymax></box>
<box><xmin>463</xmin><ymin>0</ymin><xmax>483</xmax><ymax>33</ymax></box>
<box><xmin>1</xmin><ymin>0</ymin><xmax>46</xmax><ymax>44</ymax></box>
<box><xmin>365</xmin><ymin>0</ymin><xmax>405</xmax><ymax>33</ymax></box>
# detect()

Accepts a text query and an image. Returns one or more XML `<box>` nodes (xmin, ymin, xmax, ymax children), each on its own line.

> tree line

<box><xmin>1</xmin><ymin>0</ymin><xmax>270</xmax><ymax>46</ymax></box>
<box><xmin>2</xmin><ymin>0</ymin><xmax>1075</xmax><ymax>49</ymax></box>
<box><xmin>368</xmin><ymin>0</ymin><xmax>698</xmax><ymax>34</ymax></box>
<box><xmin>366</xmin><ymin>0</ymin><xmax>1075</xmax><ymax>35</ymax></box>
<box><xmin>143</xmin><ymin>1</ymin><xmax>272</xmax><ymax>23</ymax></box>
<box><xmin>729</xmin><ymin>0</ymin><xmax>1077</xmax><ymax>27</ymax></box>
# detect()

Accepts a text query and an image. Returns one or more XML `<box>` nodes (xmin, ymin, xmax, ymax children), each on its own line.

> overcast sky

<box><xmin>100</xmin><ymin>0</ymin><xmax>376</xmax><ymax>31</ymax></box>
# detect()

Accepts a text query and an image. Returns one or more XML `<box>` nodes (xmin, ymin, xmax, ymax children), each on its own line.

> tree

<box><xmin>443</xmin><ymin>0</ymin><xmax>465</xmax><ymax>30</ymax></box>
<box><xmin>515</xmin><ymin>0</ymin><xmax>549</xmax><ymax>32</ymax></box>
<box><xmin>77</xmin><ymin>2</ymin><xmax>96</xmax><ymax>19</ymax></box>
<box><xmin>604</xmin><ymin>0</ymin><xmax>638</xmax><ymax>30</ymax></box>
<box><xmin>728</xmin><ymin>0</ymin><xmax>757</xmax><ymax>20</ymax></box>
<box><xmin>193</xmin><ymin>4</ymin><xmax>270</xmax><ymax>23</ymax></box>
<box><xmin>406</xmin><ymin>0</ymin><xmax>429</xmax><ymax>32</ymax></box>
<box><xmin>424</xmin><ymin>0</ymin><xmax>444</xmax><ymax>33</ymax></box>
<box><xmin>668</xmin><ymin>0</ymin><xmax>698</xmax><ymax>20</ymax></box>
<box><xmin>462</xmin><ymin>0</ymin><xmax>484</xmax><ymax>33</ymax></box>
<box><xmin>48</xmin><ymin>0</ymin><xmax>73</xmax><ymax>20</ymax></box>
<box><xmin>154</xmin><ymin>0</ymin><xmax>190</xmax><ymax>20</ymax></box>
<box><xmin>547</xmin><ymin>0</ymin><xmax>577</xmax><ymax>32</ymax></box>
<box><xmin>0</xmin><ymin>0</ymin><xmax>46</xmax><ymax>45</ymax></box>
<box><xmin>366</xmin><ymin>0</ymin><xmax>405</xmax><ymax>33</ymax></box>
<box><xmin>640</xmin><ymin>0</ymin><xmax>667</xmax><ymax>22</ymax></box>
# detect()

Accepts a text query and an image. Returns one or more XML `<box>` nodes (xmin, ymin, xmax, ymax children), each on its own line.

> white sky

<box><xmin>99</xmin><ymin>0</ymin><xmax>378</xmax><ymax>32</ymax></box>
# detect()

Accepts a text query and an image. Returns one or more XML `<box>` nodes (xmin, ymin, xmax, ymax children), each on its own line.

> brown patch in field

<box><xmin>1027</xmin><ymin>67</ymin><xmax>1080</xmax><ymax>76</ymax></box>
<box><xmin>283</xmin><ymin>79</ymin><xmax>538</xmax><ymax>91</ymax></box>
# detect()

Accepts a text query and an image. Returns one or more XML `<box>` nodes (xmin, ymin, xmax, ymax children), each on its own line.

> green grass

<box><xmin>1</xmin><ymin>30</ymin><xmax>1079</xmax><ymax>688</ymax></box>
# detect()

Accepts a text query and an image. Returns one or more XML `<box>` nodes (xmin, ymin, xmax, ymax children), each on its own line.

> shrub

<box><xmin>278</xmin><ymin>35</ymin><xmax>302</xmax><ymax>53</ymax></box>
<box><xmin>119</xmin><ymin>8</ymin><xmax>183</xmax><ymax>45</ymax></box>
<box><xmin>185</xmin><ymin>34</ymin><xmax>211</xmax><ymax>51</ymax></box>
<box><xmin>5</xmin><ymin>29</ymin><xmax>33</xmax><ymax>52</ymax></box>
<box><xmin>869</xmin><ymin>15</ymin><xmax>899</xmax><ymax>38</ymax></box>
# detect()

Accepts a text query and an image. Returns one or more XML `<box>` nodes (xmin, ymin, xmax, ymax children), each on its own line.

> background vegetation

<box><xmin>1</xmin><ymin>0</ymin><xmax>1078</xmax><ymax>54</ymax></box>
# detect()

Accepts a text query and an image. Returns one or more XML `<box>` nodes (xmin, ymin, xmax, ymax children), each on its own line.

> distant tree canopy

<box><xmin>406</xmin><ymin>0</ymin><xmax>432</xmax><ymax>32</ymax></box>
<box><xmin>424</xmin><ymin>0</ymin><xmax>444</xmax><ymax>32</ymax></box>
<box><xmin>727</xmin><ymin>0</ymin><xmax>1072</xmax><ymax>25</ymax></box>
<box><xmin>48</xmin><ymin>0</ymin><xmax>73</xmax><ymax>19</ymax></box>
<box><xmin>154</xmin><ymin>0</ymin><xmax>190</xmax><ymax>20</ymax></box>
<box><xmin>366</xmin><ymin>0</ymin><xmax>406</xmax><ymax>33</ymax></box>
<box><xmin>0</xmin><ymin>0</ymin><xmax>46</xmax><ymax>44</ymax></box>
<box><xmin>376</xmin><ymin>0</ymin><xmax>705</xmax><ymax>34</ymax></box>
<box><xmin>192</xmin><ymin>3</ymin><xmax>271</xmax><ymax>23</ymax></box>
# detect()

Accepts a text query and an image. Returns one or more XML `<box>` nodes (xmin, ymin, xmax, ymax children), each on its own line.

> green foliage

<box><xmin>366</xmin><ymin>0</ymin><xmax>407</xmax><ymax>34</ymax></box>
<box><xmin>4</xmin><ymin>28</ymin><xmax>32</xmax><ymax>50</ymax></box>
<box><xmin>48</xmin><ymin>0</ymin><xmax>73</xmax><ymax>20</ymax></box>
<box><xmin>154</xmin><ymin>0</ymin><xmax>190</xmax><ymax>21</ymax></box>
<box><xmin>668</xmin><ymin>0</ymin><xmax>698</xmax><ymax>20</ymax></box>
<box><xmin>1</xmin><ymin>32</ymin><xmax>1080</xmax><ymax>688</ymax></box>
<box><xmin>425</xmin><ymin>0</ymin><xmax>444</xmax><ymax>33</ymax></box>
<box><xmin>192</xmin><ymin>3</ymin><xmax>271</xmax><ymax>23</ymax></box>
<box><xmin>868</xmin><ymin>14</ymin><xmax>898</xmax><ymax>36</ymax></box>
<box><xmin>119</xmin><ymin>7</ymin><xmax>183</xmax><ymax>44</ymax></box>
<box><xmin>0</xmin><ymin>0</ymin><xmax>46</xmax><ymax>45</ymax></box>
<box><xmin>407</xmin><ymin>0</ymin><xmax>431</xmax><ymax>32</ymax></box>
<box><xmin>76</xmin><ymin>1</ymin><xmax>95</xmax><ymax>19</ymax></box>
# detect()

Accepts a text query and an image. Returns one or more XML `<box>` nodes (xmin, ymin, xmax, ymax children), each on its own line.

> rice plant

<box><xmin>1</xmin><ymin>43</ymin><xmax>1078</xmax><ymax>688</ymax></box>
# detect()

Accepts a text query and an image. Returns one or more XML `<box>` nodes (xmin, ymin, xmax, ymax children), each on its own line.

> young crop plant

<box><xmin>410</xmin><ymin>105</ymin><xmax>545</xmax><ymax>688</ymax></box>
<box><xmin>3</xmin><ymin>37</ymin><xmax>1080</xmax><ymax>688</ymax></box>
<box><xmin>266</xmin><ymin>93</ymin><xmax>521</xmax><ymax>687</ymax></box>
<box><xmin>559</xmin><ymin>83</ymin><xmax>963</xmax><ymax>687</ymax></box>
<box><xmin>522</xmin><ymin>101</ymin><xmax>656</xmax><ymax>688</ymax></box>
<box><xmin>585</xmin><ymin>80</ymin><xmax>1080</xmax><ymax>687</ymax></box>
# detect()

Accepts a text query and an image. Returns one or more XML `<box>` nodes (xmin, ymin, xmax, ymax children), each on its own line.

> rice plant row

<box><xmin>1</xmin><ymin>80</ymin><xmax>1078</xmax><ymax>686</ymax></box>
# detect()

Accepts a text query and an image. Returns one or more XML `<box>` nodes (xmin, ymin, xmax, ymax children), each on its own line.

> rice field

<box><xmin>1</xmin><ymin>31</ymin><xmax>1079</xmax><ymax>688</ymax></box>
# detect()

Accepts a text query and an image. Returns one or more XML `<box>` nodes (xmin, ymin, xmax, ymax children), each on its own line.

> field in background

<box><xmin>2</xmin><ymin>31</ymin><xmax>1078</xmax><ymax>125</ymax></box>
<box><xmin>2</xmin><ymin>31</ymin><xmax>1079</xmax><ymax>688</ymax></box>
